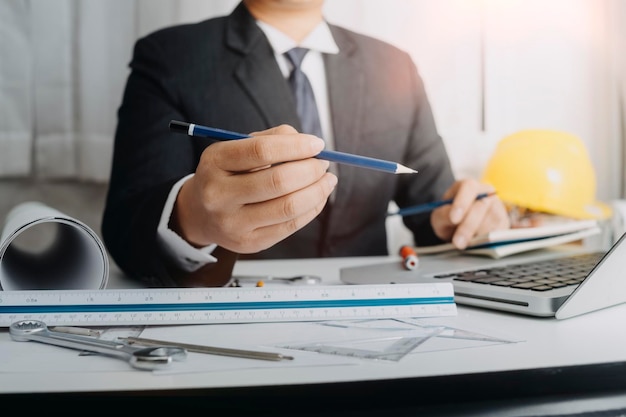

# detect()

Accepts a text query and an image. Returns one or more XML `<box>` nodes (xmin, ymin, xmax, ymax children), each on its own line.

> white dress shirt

<box><xmin>157</xmin><ymin>20</ymin><xmax>339</xmax><ymax>272</ymax></box>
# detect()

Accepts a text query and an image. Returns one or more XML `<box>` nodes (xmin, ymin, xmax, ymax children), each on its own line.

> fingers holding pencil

<box><xmin>173</xmin><ymin>125</ymin><xmax>337</xmax><ymax>253</ymax></box>
<box><xmin>207</xmin><ymin>125</ymin><xmax>325</xmax><ymax>173</ymax></box>
<box><xmin>170</xmin><ymin>120</ymin><xmax>417</xmax><ymax>175</ymax></box>
<box><xmin>430</xmin><ymin>179</ymin><xmax>510</xmax><ymax>249</ymax></box>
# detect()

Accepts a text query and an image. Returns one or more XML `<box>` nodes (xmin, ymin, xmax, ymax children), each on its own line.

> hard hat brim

<box><xmin>564</xmin><ymin>201</ymin><xmax>613</xmax><ymax>220</ymax></box>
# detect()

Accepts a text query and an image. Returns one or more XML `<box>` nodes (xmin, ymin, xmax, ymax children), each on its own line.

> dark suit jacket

<box><xmin>102</xmin><ymin>2</ymin><xmax>455</xmax><ymax>286</ymax></box>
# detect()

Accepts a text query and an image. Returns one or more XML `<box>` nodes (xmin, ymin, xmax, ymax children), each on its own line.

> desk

<box><xmin>3</xmin><ymin>254</ymin><xmax>626</xmax><ymax>416</ymax></box>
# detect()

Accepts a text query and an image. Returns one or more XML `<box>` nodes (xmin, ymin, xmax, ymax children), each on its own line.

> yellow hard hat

<box><xmin>481</xmin><ymin>130</ymin><xmax>612</xmax><ymax>220</ymax></box>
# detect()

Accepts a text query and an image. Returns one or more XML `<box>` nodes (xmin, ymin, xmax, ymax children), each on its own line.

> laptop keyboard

<box><xmin>432</xmin><ymin>252</ymin><xmax>605</xmax><ymax>292</ymax></box>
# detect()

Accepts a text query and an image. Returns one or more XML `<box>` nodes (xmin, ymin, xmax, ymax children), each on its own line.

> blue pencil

<box><xmin>169</xmin><ymin>120</ymin><xmax>417</xmax><ymax>175</ymax></box>
<box><xmin>388</xmin><ymin>192</ymin><xmax>496</xmax><ymax>217</ymax></box>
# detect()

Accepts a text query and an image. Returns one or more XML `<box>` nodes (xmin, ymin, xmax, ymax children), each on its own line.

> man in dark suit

<box><xmin>102</xmin><ymin>0</ymin><xmax>509</xmax><ymax>287</ymax></box>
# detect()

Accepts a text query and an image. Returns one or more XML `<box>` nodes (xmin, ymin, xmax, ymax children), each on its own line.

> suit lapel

<box><xmin>326</xmin><ymin>26</ymin><xmax>364</xmax><ymax>155</ymax></box>
<box><xmin>234</xmin><ymin>49</ymin><xmax>301</xmax><ymax>129</ymax></box>
<box><xmin>325</xmin><ymin>26</ymin><xmax>364</xmax><ymax>204</ymax></box>
<box><xmin>226</xmin><ymin>3</ymin><xmax>300</xmax><ymax>129</ymax></box>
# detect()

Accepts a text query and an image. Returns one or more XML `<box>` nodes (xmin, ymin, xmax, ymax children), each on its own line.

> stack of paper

<box><xmin>415</xmin><ymin>220</ymin><xmax>601</xmax><ymax>259</ymax></box>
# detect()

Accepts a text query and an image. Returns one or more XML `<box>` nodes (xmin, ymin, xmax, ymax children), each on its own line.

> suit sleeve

<box><xmin>101</xmin><ymin>34</ymin><xmax>198</xmax><ymax>287</ymax></box>
<box><xmin>394</xmin><ymin>55</ymin><xmax>456</xmax><ymax>246</ymax></box>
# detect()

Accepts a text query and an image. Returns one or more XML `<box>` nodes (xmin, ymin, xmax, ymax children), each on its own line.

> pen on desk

<box><xmin>169</xmin><ymin>120</ymin><xmax>417</xmax><ymax>175</ymax></box>
<box><xmin>387</xmin><ymin>192</ymin><xmax>496</xmax><ymax>217</ymax></box>
<box><xmin>120</xmin><ymin>336</ymin><xmax>294</xmax><ymax>362</ymax></box>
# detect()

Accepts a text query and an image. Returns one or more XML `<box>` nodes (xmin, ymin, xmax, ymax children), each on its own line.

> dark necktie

<box><xmin>284</xmin><ymin>47</ymin><xmax>323</xmax><ymax>138</ymax></box>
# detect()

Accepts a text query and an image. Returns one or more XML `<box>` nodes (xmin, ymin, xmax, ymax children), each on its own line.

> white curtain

<box><xmin>0</xmin><ymin>0</ymin><xmax>137</xmax><ymax>181</ymax></box>
<box><xmin>0</xmin><ymin>0</ymin><xmax>33</xmax><ymax>177</ymax></box>
<box><xmin>0</xmin><ymin>0</ymin><xmax>624</xmax><ymax>196</ymax></box>
<box><xmin>0</xmin><ymin>0</ymin><xmax>237</xmax><ymax>182</ymax></box>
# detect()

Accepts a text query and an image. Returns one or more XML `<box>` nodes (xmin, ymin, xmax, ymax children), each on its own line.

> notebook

<box><xmin>413</xmin><ymin>219</ymin><xmax>600</xmax><ymax>259</ymax></box>
<box><xmin>340</xmin><ymin>232</ymin><xmax>626</xmax><ymax>319</ymax></box>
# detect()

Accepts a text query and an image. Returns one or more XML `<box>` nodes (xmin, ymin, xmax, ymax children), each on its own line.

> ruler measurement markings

<box><xmin>4</xmin><ymin>285</ymin><xmax>426</xmax><ymax>297</ymax></box>
<box><xmin>0</xmin><ymin>284</ymin><xmax>455</xmax><ymax>326</ymax></box>
<box><xmin>0</xmin><ymin>296</ymin><xmax>455</xmax><ymax>314</ymax></box>
<box><xmin>1</xmin><ymin>305</ymin><xmax>457</xmax><ymax>327</ymax></box>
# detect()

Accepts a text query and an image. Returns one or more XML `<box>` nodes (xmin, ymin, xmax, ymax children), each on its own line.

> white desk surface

<box><xmin>3</xmin><ymin>252</ymin><xmax>626</xmax><ymax>414</ymax></box>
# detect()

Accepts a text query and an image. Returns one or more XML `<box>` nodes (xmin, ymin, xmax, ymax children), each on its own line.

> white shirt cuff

<box><xmin>157</xmin><ymin>174</ymin><xmax>217</xmax><ymax>272</ymax></box>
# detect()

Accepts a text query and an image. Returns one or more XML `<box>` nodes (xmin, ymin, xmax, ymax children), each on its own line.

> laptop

<box><xmin>340</xmin><ymin>232</ymin><xmax>626</xmax><ymax>319</ymax></box>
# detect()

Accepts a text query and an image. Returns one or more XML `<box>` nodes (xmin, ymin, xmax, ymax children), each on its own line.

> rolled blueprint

<box><xmin>0</xmin><ymin>201</ymin><xmax>108</xmax><ymax>290</ymax></box>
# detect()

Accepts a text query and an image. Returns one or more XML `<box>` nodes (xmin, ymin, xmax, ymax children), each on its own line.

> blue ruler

<box><xmin>0</xmin><ymin>283</ymin><xmax>456</xmax><ymax>327</ymax></box>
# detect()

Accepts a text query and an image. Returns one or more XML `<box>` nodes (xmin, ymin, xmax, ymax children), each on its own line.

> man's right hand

<box><xmin>172</xmin><ymin>124</ymin><xmax>337</xmax><ymax>254</ymax></box>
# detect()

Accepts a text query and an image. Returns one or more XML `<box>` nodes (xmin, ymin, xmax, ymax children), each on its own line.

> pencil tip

<box><xmin>396</xmin><ymin>165</ymin><xmax>418</xmax><ymax>174</ymax></box>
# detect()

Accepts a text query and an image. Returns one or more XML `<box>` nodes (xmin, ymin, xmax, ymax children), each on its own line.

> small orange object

<box><xmin>399</xmin><ymin>245</ymin><xmax>419</xmax><ymax>270</ymax></box>
<box><xmin>256</xmin><ymin>280</ymin><xmax>265</xmax><ymax>287</ymax></box>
